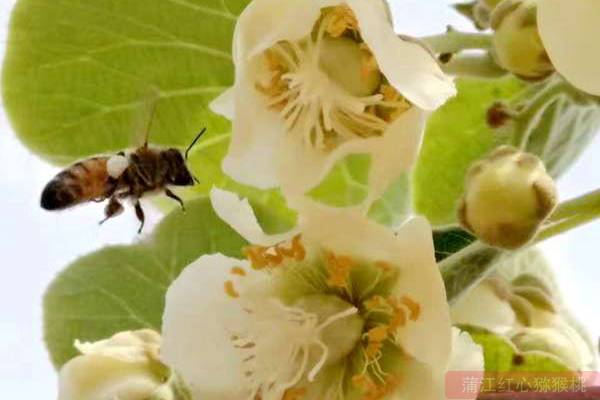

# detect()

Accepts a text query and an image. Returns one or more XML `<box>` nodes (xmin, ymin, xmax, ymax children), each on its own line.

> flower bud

<box><xmin>458</xmin><ymin>146</ymin><xmax>558</xmax><ymax>250</ymax></box>
<box><xmin>491</xmin><ymin>0</ymin><xmax>554</xmax><ymax>80</ymax></box>
<box><xmin>511</xmin><ymin>325</ymin><xmax>593</xmax><ymax>370</ymax></box>
<box><xmin>58</xmin><ymin>330</ymin><xmax>173</xmax><ymax>400</ymax></box>
<box><xmin>472</xmin><ymin>0</ymin><xmax>504</xmax><ymax>29</ymax></box>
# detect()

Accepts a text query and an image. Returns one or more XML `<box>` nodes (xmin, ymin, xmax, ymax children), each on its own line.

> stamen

<box><xmin>400</xmin><ymin>296</ymin><xmax>421</xmax><ymax>321</ymax></box>
<box><xmin>283</xmin><ymin>388</ymin><xmax>307</xmax><ymax>400</ymax></box>
<box><xmin>224</xmin><ymin>280</ymin><xmax>239</xmax><ymax>298</ymax></box>
<box><xmin>255</xmin><ymin>7</ymin><xmax>412</xmax><ymax>152</ymax></box>
<box><xmin>326</xmin><ymin>5</ymin><xmax>359</xmax><ymax>37</ymax></box>
<box><xmin>231</xmin><ymin>267</ymin><xmax>247</xmax><ymax>276</ymax></box>
<box><xmin>325</xmin><ymin>252</ymin><xmax>354</xmax><ymax>288</ymax></box>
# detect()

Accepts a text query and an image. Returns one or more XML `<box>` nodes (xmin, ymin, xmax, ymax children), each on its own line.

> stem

<box><xmin>535</xmin><ymin>189</ymin><xmax>600</xmax><ymax>242</ymax></box>
<box><xmin>442</xmin><ymin>53</ymin><xmax>508</xmax><ymax>79</ymax></box>
<box><xmin>420</xmin><ymin>30</ymin><xmax>493</xmax><ymax>54</ymax></box>
<box><xmin>440</xmin><ymin>242</ymin><xmax>504</xmax><ymax>304</ymax></box>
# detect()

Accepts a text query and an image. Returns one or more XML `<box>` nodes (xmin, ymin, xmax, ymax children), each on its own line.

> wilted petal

<box><xmin>538</xmin><ymin>0</ymin><xmax>600</xmax><ymax>95</ymax></box>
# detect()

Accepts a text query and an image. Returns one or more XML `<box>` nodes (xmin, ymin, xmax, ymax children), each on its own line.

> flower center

<box><xmin>255</xmin><ymin>5</ymin><xmax>411</xmax><ymax>151</ymax></box>
<box><xmin>228</xmin><ymin>296</ymin><xmax>361</xmax><ymax>400</ymax></box>
<box><xmin>234</xmin><ymin>237</ymin><xmax>425</xmax><ymax>399</ymax></box>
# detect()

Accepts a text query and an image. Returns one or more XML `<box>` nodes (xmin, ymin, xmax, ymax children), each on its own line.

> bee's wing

<box><xmin>130</xmin><ymin>88</ymin><xmax>161</xmax><ymax>149</ymax></box>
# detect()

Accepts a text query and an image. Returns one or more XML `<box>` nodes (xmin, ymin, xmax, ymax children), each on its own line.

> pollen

<box><xmin>326</xmin><ymin>5</ymin><xmax>359</xmax><ymax>38</ymax></box>
<box><xmin>400</xmin><ymin>296</ymin><xmax>421</xmax><ymax>321</ymax></box>
<box><xmin>366</xmin><ymin>325</ymin><xmax>389</xmax><ymax>343</ymax></box>
<box><xmin>365</xmin><ymin>295</ymin><xmax>387</xmax><ymax>311</ymax></box>
<box><xmin>352</xmin><ymin>373</ymin><xmax>403</xmax><ymax>400</ymax></box>
<box><xmin>283</xmin><ymin>388</ymin><xmax>307</xmax><ymax>400</ymax></box>
<box><xmin>325</xmin><ymin>252</ymin><xmax>354</xmax><ymax>288</ymax></box>
<box><xmin>224</xmin><ymin>280</ymin><xmax>240</xmax><ymax>298</ymax></box>
<box><xmin>374</xmin><ymin>261</ymin><xmax>393</xmax><ymax>272</ymax></box>
<box><xmin>243</xmin><ymin>236</ymin><xmax>306</xmax><ymax>270</ymax></box>
<box><xmin>231</xmin><ymin>266</ymin><xmax>247</xmax><ymax>276</ymax></box>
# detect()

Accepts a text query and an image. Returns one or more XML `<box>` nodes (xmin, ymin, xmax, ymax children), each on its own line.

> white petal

<box><xmin>209</xmin><ymin>87</ymin><xmax>235</xmax><ymax>119</ymax></box>
<box><xmin>444</xmin><ymin>328</ymin><xmax>484</xmax><ymax>400</ymax></box>
<box><xmin>451</xmin><ymin>282</ymin><xmax>516</xmax><ymax>334</ymax></box>
<box><xmin>223</xmin><ymin>74</ymin><xmax>283</xmax><ymax>189</ymax></box>
<box><xmin>224</xmin><ymin>0</ymin><xmax>337</xmax><ymax>189</ymax></box>
<box><xmin>538</xmin><ymin>0</ymin><xmax>600</xmax><ymax>95</ymax></box>
<box><xmin>162</xmin><ymin>254</ymin><xmax>266</xmax><ymax>400</ymax></box>
<box><xmin>234</xmin><ymin>0</ymin><xmax>325</xmax><ymax>62</ymax></box>
<box><xmin>391</xmin><ymin>359</ymin><xmax>445</xmax><ymax>400</ymax></box>
<box><xmin>58</xmin><ymin>355</ymin><xmax>161</xmax><ymax>400</ymax></box>
<box><xmin>296</xmin><ymin>201</ymin><xmax>452</xmax><ymax>368</ymax></box>
<box><xmin>210</xmin><ymin>187</ymin><xmax>298</xmax><ymax>246</ymax></box>
<box><xmin>280</xmin><ymin>107</ymin><xmax>427</xmax><ymax>207</ymax></box>
<box><xmin>388</xmin><ymin>217</ymin><xmax>453</xmax><ymax>369</ymax></box>
<box><xmin>448</xmin><ymin>328</ymin><xmax>484</xmax><ymax>373</ymax></box>
<box><xmin>346</xmin><ymin>0</ymin><xmax>456</xmax><ymax>110</ymax></box>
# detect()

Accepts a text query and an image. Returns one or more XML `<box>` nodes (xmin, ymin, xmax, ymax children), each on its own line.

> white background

<box><xmin>0</xmin><ymin>0</ymin><xmax>598</xmax><ymax>398</ymax></box>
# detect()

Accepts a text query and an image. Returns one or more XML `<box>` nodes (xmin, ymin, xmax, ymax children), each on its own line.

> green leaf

<box><xmin>2</xmin><ymin>0</ymin><xmax>250</xmax><ymax>164</ymax></box>
<box><xmin>367</xmin><ymin>173</ymin><xmax>411</xmax><ymax>228</ymax></box>
<box><xmin>413</xmin><ymin>78</ymin><xmax>525</xmax><ymax>225</ymax></box>
<box><xmin>433</xmin><ymin>227</ymin><xmax>475</xmax><ymax>262</ymax></box>
<box><xmin>308</xmin><ymin>154</ymin><xmax>371</xmax><ymax>207</ymax></box>
<box><xmin>463</xmin><ymin>326</ymin><xmax>569</xmax><ymax>377</ymax></box>
<box><xmin>43</xmin><ymin>198</ymin><xmax>248</xmax><ymax>368</ymax></box>
<box><xmin>510</xmin><ymin>77</ymin><xmax>600</xmax><ymax>178</ymax></box>
<box><xmin>414</xmin><ymin>76</ymin><xmax>600</xmax><ymax>227</ymax></box>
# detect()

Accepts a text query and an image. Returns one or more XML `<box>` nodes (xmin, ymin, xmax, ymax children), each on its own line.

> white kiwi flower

<box><xmin>161</xmin><ymin>188</ymin><xmax>482</xmax><ymax>400</ymax></box>
<box><xmin>58</xmin><ymin>330</ymin><xmax>174</xmax><ymax>400</ymax></box>
<box><xmin>537</xmin><ymin>0</ymin><xmax>600</xmax><ymax>95</ymax></box>
<box><xmin>210</xmin><ymin>0</ymin><xmax>455</xmax><ymax>205</ymax></box>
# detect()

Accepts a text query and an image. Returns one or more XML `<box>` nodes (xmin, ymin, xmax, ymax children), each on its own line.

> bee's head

<box><xmin>164</xmin><ymin>149</ymin><xmax>195</xmax><ymax>186</ymax></box>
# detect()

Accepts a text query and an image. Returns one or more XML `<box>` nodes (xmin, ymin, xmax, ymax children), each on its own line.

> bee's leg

<box><xmin>134</xmin><ymin>200</ymin><xmax>146</xmax><ymax>234</ymax></box>
<box><xmin>99</xmin><ymin>197</ymin><xmax>124</xmax><ymax>225</ymax></box>
<box><xmin>165</xmin><ymin>188</ymin><xmax>185</xmax><ymax>211</ymax></box>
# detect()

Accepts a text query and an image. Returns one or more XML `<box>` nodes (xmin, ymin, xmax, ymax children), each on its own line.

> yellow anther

<box><xmin>326</xmin><ymin>5</ymin><xmax>359</xmax><ymax>38</ymax></box>
<box><xmin>325</xmin><ymin>252</ymin><xmax>354</xmax><ymax>288</ymax></box>
<box><xmin>381</xmin><ymin>84</ymin><xmax>400</xmax><ymax>102</ymax></box>
<box><xmin>374</xmin><ymin>261</ymin><xmax>393</xmax><ymax>272</ymax></box>
<box><xmin>388</xmin><ymin>307</ymin><xmax>407</xmax><ymax>332</ymax></box>
<box><xmin>244</xmin><ymin>246</ymin><xmax>268</xmax><ymax>270</ymax></box>
<box><xmin>365</xmin><ymin>295</ymin><xmax>386</xmax><ymax>310</ymax></box>
<box><xmin>365</xmin><ymin>341</ymin><xmax>383</xmax><ymax>360</ymax></box>
<box><xmin>283</xmin><ymin>388</ymin><xmax>307</xmax><ymax>400</ymax></box>
<box><xmin>400</xmin><ymin>296</ymin><xmax>421</xmax><ymax>321</ymax></box>
<box><xmin>231</xmin><ymin>267</ymin><xmax>247</xmax><ymax>276</ymax></box>
<box><xmin>367</xmin><ymin>325</ymin><xmax>389</xmax><ymax>343</ymax></box>
<box><xmin>291</xmin><ymin>235</ymin><xmax>306</xmax><ymax>261</ymax></box>
<box><xmin>224</xmin><ymin>280</ymin><xmax>239</xmax><ymax>298</ymax></box>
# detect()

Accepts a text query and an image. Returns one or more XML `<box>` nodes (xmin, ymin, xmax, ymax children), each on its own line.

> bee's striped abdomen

<box><xmin>40</xmin><ymin>157</ymin><xmax>110</xmax><ymax>210</ymax></box>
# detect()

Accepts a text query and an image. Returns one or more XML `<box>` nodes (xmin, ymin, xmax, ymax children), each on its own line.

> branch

<box><xmin>420</xmin><ymin>29</ymin><xmax>493</xmax><ymax>54</ymax></box>
<box><xmin>442</xmin><ymin>53</ymin><xmax>508</xmax><ymax>79</ymax></box>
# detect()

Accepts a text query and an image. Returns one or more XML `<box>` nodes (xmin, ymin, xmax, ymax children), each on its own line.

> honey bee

<box><xmin>40</xmin><ymin>104</ymin><xmax>206</xmax><ymax>233</ymax></box>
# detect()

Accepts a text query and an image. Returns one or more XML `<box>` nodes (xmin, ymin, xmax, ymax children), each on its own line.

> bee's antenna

<box><xmin>185</xmin><ymin>128</ymin><xmax>207</xmax><ymax>161</ymax></box>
